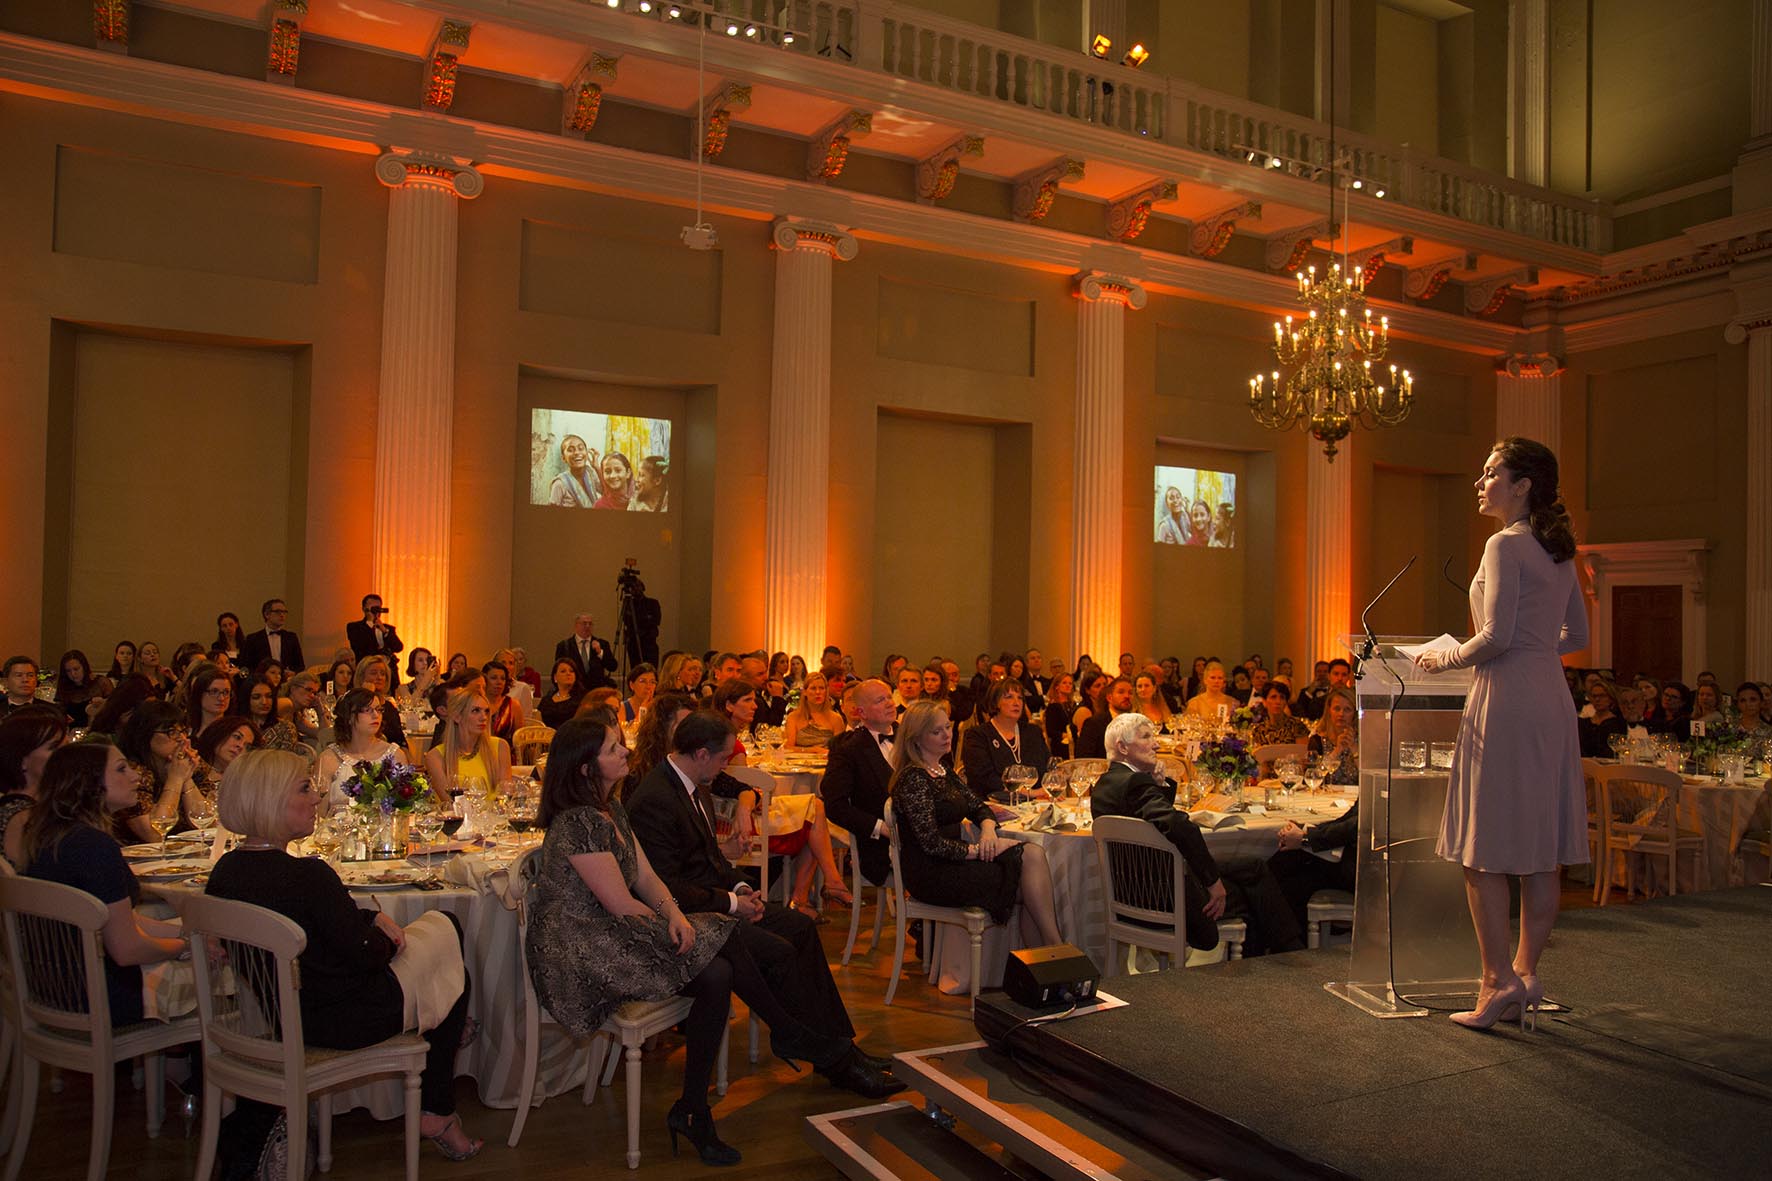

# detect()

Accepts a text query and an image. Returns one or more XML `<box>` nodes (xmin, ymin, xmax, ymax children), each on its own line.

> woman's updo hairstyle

<box><xmin>1494</xmin><ymin>436</ymin><xmax>1576</xmax><ymax>563</ymax></box>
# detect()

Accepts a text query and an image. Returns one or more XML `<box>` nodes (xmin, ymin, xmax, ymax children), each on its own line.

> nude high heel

<box><xmin>1519</xmin><ymin>973</ymin><xmax>1544</xmax><ymax>1032</ymax></box>
<box><xmin>1449</xmin><ymin>980</ymin><xmax>1527</xmax><ymax>1031</ymax></box>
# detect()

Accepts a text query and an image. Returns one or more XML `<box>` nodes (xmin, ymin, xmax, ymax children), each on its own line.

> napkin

<box><xmin>1188</xmin><ymin>810</ymin><xmax>1247</xmax><ymax>830</ymax></box>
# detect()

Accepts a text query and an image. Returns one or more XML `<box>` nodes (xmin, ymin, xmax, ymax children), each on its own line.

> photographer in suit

<box><xmin>820</xmin><ymin>679</ymin><xmax>896</xmax><ymax>886</ymax></box>
<box><xmin>345</xmin><ymin>593</ymin><xmax>403</xmax><ymax>667</ymax></box>
<box><xmin>554</xmin><ymin>613</ymin><xmax>617</xmax><ymax>691</ymax></box>
<box><xmin>623</xmin><ymin>710</ymin><xmax>901</xmax><ymax>1099</ymax></box>
<box><xmin>1091</xmin><ymin>713</ymin><xmax>1303</xmax><ymax>956</ymax></box>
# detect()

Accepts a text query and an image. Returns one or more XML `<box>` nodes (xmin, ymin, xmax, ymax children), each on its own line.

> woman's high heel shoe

<box><xmin>1449</xmin><ymin>980</ymin><xmax>1527</xmax><ymax>1031</ymax></box>
<box><xmin>420</xmin><ymin>1112</ymin><xmax>484</xmax><ymax>1162</ymax></box>
<box><xmin>1519</xmin><ymin>973</ymin><xmax>1544</xmax><ymax>1032</ymax></box>
<box><xmin>666</xmin><ymin>1100</ymin><xmax>741</xmax><ymax>1166</ymax></box>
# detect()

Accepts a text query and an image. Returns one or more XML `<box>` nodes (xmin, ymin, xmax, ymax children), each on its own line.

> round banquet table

<box><xmin>133</xmin><ymin>836</ymin><xmax>594</xmax><ymax>1120</ymax></box>
<box><xmin>920</xmin><ymin>787</ymin><xmax>1358</xmax><ymax>995</ymax></box>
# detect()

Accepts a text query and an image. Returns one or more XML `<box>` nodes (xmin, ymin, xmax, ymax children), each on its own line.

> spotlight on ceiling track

<box><xmin>726</xmin><ymin>21</ymin><xmax>739</xmax><ymax>34</ymax></box>
<box><xmin>744</xmin><ymin>23</ymin><xmax>758</xmax><ymax>36</ymax></box>
<box><xmin>782</xmin><ymin>30</ymin><xmax>796</xmax><ymax>43</ymax></box>
<box><xmin>1373</xmin><ymin>187</ymin><xmax>1387</xmax><ymax>199</ymax></box>
<box><xmin>1090</xmin><ymin>34</ymin><xmax>1112</xmax><ymax>59</ymax></box>
<box><xmin>1122</xmin><ymin>43</ymin><xmax>1149</xmax><ymax>68</ymax></box>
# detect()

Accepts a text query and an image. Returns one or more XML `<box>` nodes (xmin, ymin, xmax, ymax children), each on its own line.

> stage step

<box><xmin>889</xmin><ymin>1042</ymin><xmax>1219</xmax><ymax>1181</ymax></box>
<box><xmin>805</xmin><ymin>1099</ymin><xmax>1052</xmax><ymax>1181</ymax></box>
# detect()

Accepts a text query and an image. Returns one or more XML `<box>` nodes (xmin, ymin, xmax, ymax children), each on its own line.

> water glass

<box><xmin>1399</xmin><ymin>740</ymin><xmax>1428</xmax><ymax>771</ymax></box>
<box><xmin>1429</xmin><ymin>741</ymin><xmax>1455</xmax><ymax>770</ymax></box>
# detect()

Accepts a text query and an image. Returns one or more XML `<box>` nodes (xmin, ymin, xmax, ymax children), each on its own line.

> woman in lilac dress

<box><xmin>1414</xmin><ymin>437</ymin><xmax>1588</xmax><ymax>1031</ymax></box>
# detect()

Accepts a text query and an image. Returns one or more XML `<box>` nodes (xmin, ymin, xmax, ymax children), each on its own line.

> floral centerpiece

<box><xmin>341</xmin><ymin>755</ymin><xmax>432</xmax><ymax>859</ymax></box>
<box><xmin>1690</xmin><ymin>719</ymin><xmax>1754</xmax><ymax>775</ymax></box>
<box><xmin>1231</xmin><ymin>704</ymin><xmax>1259</xmax><ymax>732</ymax></box>
<box><xmin>1194</xmin><ymin>734</ymin><xmax>1257</xmax><ymax>787</ymax></box>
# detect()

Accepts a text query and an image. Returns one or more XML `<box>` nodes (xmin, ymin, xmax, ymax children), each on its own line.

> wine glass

<box><xmin>187</xmin><ymin>794</ymin><xmax>218</xmax><ymax>842</ymax></box>
<box><xmin>309</xmin><ymin>813</ymin><xmax>341</xmax><ymax>863</ymax></box>
<box><xmin>148</xmin><ymin>810</ymin><xmax>178</xmax><ymax>857</ymax></box>
<box><xmin>439</xmin><ymin>797</ymin><xmax>466</xmax><ymax>842</ymax></box>
<box><xmin>413</xmin><ymin>803</ymin><xmax>446</xmax><ymax>880</ymax></box>
<box><xmin>1302</xmin><ymin>759</ymin><xmax>1327</xmax><ymax>794</ymax></box>
<box><xmin>1002</xmin><ymin>764</ymin><xmax>1037</xmax><ymax>806</ymax></box>
<box><xmin>1275</xmin><ymin>755</ymin><xmax>1302</xmax><ymax>802</ymax></box>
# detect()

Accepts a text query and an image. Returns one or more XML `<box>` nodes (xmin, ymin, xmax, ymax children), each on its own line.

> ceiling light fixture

<box><xmin>1122</xmin><ymin>43</ymin><xmax>1149</xmax><ymax>68</ymax></box>
<box><xmin>1090</xmin><ymin>34</ymin><xmax>1112</xmax><ymax>58</ymax></box>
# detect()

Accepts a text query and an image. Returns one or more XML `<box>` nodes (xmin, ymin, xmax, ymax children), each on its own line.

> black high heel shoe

<box><xmin>666</xmin><ymin>1100</ymin><xmax>741</xmax><ymax>1167</ymax></box>
<box><xmin>769</xmin><ymin>1024</ymin><xmax>848</xmax><ymax>1072</ymax></box>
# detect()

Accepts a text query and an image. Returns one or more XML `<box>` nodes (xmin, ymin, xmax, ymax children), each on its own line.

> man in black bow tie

<box><xmin>238</xmin><ymin>597</ymin><xmax>304</xmax><ymax>676</ymax></box>
<box><xmin>822</xmin><ymin>678</ymin><xmax>897</xmax><ymax>886</ymax></box>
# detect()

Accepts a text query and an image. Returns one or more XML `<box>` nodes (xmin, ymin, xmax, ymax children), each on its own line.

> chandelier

<box><xmin>1245</xmin><ymin>0</ymin><xmax>1411</xmax><ymax>462</ymax></box>
<box><xmin>1248</xmin><ymin>260</ymin><xmax>1412</xmax><ymax>461</ymax></box>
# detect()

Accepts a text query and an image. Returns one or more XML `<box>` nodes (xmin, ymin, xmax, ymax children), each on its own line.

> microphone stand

<box><xmin>1356</xmin><ymin>556</ymin><xmax>1417</xmax><ymax>677</ymax></box>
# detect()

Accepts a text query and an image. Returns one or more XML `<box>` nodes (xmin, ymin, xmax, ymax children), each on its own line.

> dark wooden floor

<box><xmin>12</xmin><ymin>878</ymin><xmax>1613</xmax><ymax>1179</ymax></box>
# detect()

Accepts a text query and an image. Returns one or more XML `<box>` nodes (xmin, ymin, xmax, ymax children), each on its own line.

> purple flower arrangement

<box><xmin>341</xmin><ymin>753</ymin><xmax>431</xmax><ymax>813</ymax></box>
<box><xmin>1194</xmin><ymin>734</ymin><xmax>1256</xmax><ymax>784</ymax></box>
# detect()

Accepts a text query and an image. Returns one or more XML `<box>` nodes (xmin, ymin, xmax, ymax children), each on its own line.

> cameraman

<box><xmin>346</xmin><ymin>593</ymin><xmax>404</xmax><ymax>667</ymax></box>
<box><xmin>554</xmin><ymin>612</ymin><xmax>617</xmax><ymax>691</ymax></box>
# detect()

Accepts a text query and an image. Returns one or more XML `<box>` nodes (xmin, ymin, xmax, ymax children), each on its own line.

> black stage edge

<box><xmin>974</xmin><ymin>888</ymin><xmax>1772</xmax><ymax>1180</ymax></box>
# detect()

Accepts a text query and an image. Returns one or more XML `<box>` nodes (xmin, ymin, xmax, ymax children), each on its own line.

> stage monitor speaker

<box><xmin>1003</xmin><ymin>942</ymin><xmax>1099</xmax><ymax>1009</ymax></box>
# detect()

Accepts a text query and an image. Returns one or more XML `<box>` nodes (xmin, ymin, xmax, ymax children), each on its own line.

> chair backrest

<box><xmin>1091</xmin><ymin>815</ymin><xmax>1186</xmax><ymax>956</ymax></box>
<box><xmin>882</xmin><ymin>798</ymin><xmax>908</xmax><ymax>898</ymax></box>
<box><xmin>180</xmin><ymin>893</ymin><xmax>308</xmax><ymax>1080</ymax></box>
<box><xmin>0</xmin><ymin>876</ymin><xmax>110</xmax><ymax>1040</ymax></box>
<box><xmin>510</xmin><ymin>725</ymin><xmax>555</xmax><ymax>764</ymax></box>
<box><xmin>723</xmin><ymin>765</ymin><xmax>776</xmax><ymax>793</ymax></box>
<box><xmin>1254</xmin><ymin>742</ymin><xmax>1306</xmax><ymax>766</ymax></box>
<box><xmin>1592</xmin><ymin>764</ymin><xmax>1682</xmax><ymax>835</ymax></box>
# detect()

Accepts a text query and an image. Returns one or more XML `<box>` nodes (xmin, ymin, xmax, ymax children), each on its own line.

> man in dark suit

<box><xmin>552</xmin><ymin>613</ymin><xmax>617</xmax><ymax>690</ymax></box>
<box><xmin>821</xmin><ymin>679</ymin><xmax>896</xmax><ymax>886</ymax></box>
<box><xmin>237</xmin><ymin>597</ymin><xmax>304</xmax><ymax>675</ymax></box>
<box><xmin>1091</xmin><ymin>713</ymin><xmax>1303</xmax><ymax>956</ymax></box>
<box><xmin>1269</xmin><ymin>803</ymin><xmax>1358</xmax><ymax>930</ymax></box>
<box><xmin>624</xmin><ymin>711</ymin><xmax>901</xmax><ymax>1099</ymax></box>
<box><xmin>1074</xmin><ymin>676</ymin><xmax>1134</xmax><ymax>759</ymax></box>
<box><xmin>345</xmin><ymin>593</ymin><xmax>403</xmax><ymax>665</ymax></box>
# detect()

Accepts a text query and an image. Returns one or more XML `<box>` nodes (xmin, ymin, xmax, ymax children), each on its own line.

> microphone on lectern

<box><xmin>1357</xmin><ymin>556</ymin><xmax>1417</xmax><ymax>670</ymax></box>
<box><xmin>1441</xmin><ymin>556</ymin><xmax>1465</xmax><ymax>597</ymax></box>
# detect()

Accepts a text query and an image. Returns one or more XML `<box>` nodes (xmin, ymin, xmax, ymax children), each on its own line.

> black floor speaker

<box><xmin>1002</xmin><ymin>942</ymin><xmax>1100</xmax><ymax>1009</ymax></box>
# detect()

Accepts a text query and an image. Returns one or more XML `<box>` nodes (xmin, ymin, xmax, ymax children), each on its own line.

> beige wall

<box><xmin>1372</xmin><ymin>3</ymin><xmax>1440</xmax><ymax>154</ymax></box>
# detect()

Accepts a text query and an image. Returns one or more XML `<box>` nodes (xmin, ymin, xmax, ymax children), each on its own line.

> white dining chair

<box><xmin>1305</xmin><ymin>889</ymin><xmax>1355</xmax><ymax>948</ymax></box>
<box><xmin>881</xmin><ymin>800</ymin><xmax>995</xmax><ymax>1009</ymax></box>
<box><xmin>838</xmin><ymin>826</ymin><xmax>891</xmax><ymax>965</ymax></box>
<box><xmin>1091</xmin><ymin>814</ymin><xmax>1245</xmax><ymax>972</ymax></box>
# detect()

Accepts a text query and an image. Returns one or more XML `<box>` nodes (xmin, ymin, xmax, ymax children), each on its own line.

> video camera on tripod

<box><xmin>614</xmin><ymin>559</ymin><xmax>661</xmax><ymax>675</ymax></box>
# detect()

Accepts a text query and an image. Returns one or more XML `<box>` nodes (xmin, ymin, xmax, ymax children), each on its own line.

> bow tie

<box><xmin>875</xmin><ymin>730</ymin><xmax>893</xmax><ymax>746</ymax></box>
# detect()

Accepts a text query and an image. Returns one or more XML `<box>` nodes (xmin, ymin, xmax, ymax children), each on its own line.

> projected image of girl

<box><xmin>1156</xmin><ymin>485</ymin><xmax>1185</xmax><ymax>544</ymax></box>
<box><xmin>547</xmin><ymin>434</ymin><xmax>601</xmax><ymax>508</ymax></box>
<box><xmin>1211</xmin><ymin>502</ymin><xmax>1236</xmax><ymax>548</ymax></box>
<box><xmin>1186</xmin><ymin>499</ymin><xmax>1212</xmax><ymax>545</ymax></box>
<box><xmin>595</xmin><ymin>452</ymin><xmax>633</xmax><ymax>509</ymax></box>
<box><xmin>629</xmin><ymin>456</ymin><xmax>669</xmax><ymax>512</ymax></box>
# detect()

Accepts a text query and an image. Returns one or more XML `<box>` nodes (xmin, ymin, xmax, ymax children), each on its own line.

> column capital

<box><xmin>1726</xmin><ymin>314</ymin><xmax>1772</xmax><ymax>344</ymax></box>
<box><xmin>1496</xmin><ymin>351</ymin><xmax>1563</xmax><ymax>378</ymax></box>
<box><xmin>771</xmin><ymin>218</ymin><xmax>857</xmax><ymax>261</ymax></box>
<box><xmin>1074</xmin><ymin>271</ymin><xmax>1146</xmax><ymax>309</ymax></box>
<box><xmin>375</xmin><ymin>150</ymin><xmax>483</xmax><ymax>199</ymax></box>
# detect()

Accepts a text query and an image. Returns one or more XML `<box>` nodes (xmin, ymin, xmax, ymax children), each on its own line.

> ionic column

<box><xmin>1304</xmin><ymin>439</ymin><xmax>1352</xmax><ymax>665</ymax></box>
<box><xmin>764</xmin><ymin>219</ymin><xmax>856</xmax><ymax>664</ymax></box>
<box><xmin>371</xmin><ymin>151</ymin><xmax>481</xmax><ymax>658</ymax></box>
<box><xmin>1508</xmin><ymin>0</ymin><xmax>1551</xmax><ymax>186</ymax></box>
<box><xmin>1753</xmin><ymin>0</ymin><xmax>1772</xmax><ymax>140</ymax></box>
<box><xmin>1495</xmin><ymin>352</ymin><xmax>1562</xmax><ymax>454</ymax></box>
<box><xmin>1071</xmin><ymin>272</ymin><xmax>1145</xmax><ymax>664</ymax></box>
<box><xmin>1728</xmin><ymin>318</ymin><xmax>1772</xmax><ymax>677</ymax></box>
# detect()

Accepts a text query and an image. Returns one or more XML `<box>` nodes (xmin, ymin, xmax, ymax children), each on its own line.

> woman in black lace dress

<box><xmin>888</xmin><ymin>701</ymin><xmax>1063</xmax><ymax>947</ymax></box>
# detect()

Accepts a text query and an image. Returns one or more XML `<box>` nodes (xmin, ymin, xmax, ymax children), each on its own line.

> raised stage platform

<box><xmin>950</xmin><ymin>887</ymin><xmax>1772</xmax><ymax>1180</ymax></box>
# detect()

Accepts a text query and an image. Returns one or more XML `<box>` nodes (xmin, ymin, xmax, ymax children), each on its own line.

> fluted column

<box><xmin>1753</xmin><ymin>0</ymin><xmax>1772</xmax><ymax>139</ymax></box>
<box><xmin>1304</xmin><ymin>438</ymin><xmax>1352</xmax><ymax>665</ymax></box>
<box><xmin>1071</xmin><ymin>272</ymin><xmax>1145</xmax><ymax>664</ymax></box>
<box><xmin>1495</xmin><ymin>353</ymin><xmax>1562</xmax><ymax>453</ymax></box>
<box><xmin>371</xmin><ymin>152</ymin><xmax>481</xmax><ymax>658</ymax></box>
<box><xmin>764</xmin><ymin>219</ymin><xmax>856</xmax><ymax>664</ymax></box>
<box><xmin>1508</xmin><ymin>0</ymin><xmax>1551</xmax><ymax>185</ymax></box>
<box><xmin>1729</xmin><ymin>319</ymin><xmax>1772</xmax><ymax>677</ymax></box>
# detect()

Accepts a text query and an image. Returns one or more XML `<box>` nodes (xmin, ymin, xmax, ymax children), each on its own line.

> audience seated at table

<box><xmin>1251</xmin><ymin>682</ymin><xmax>1311</xmax><ymax>767</ymax></box>
<box><xmin>206</xmin><ymin>749</ymin><xmax>482</xmax><ymax>1163</ymax></box>
<box><xmin>961</xmin><ymin>678</ymin><xmax>1050</xmax><ymax>801</ymax></box>
<box><xmin>1043</xmin><ymin>672</ymin><xmax>1076</xmax><ymax>761</ymax></box>
<box><xmin>51</xmin><ymin>649</ymin><xmax>110</xmax><ymax>726</ymax></box>
<box><xmin>1647</xmin><ymin>681</ymin><xmax>1692</xmax><ymax>736</ymax></box>
<box><xmin>240</xmin><ymin>674</ymin><xmax>279</xmax><ymax>737</ymax></box>
<box><xmin>480</xmin><ymin>660</ymin><xmax>525</xmax><ymax>746</ymax></box>
<box><xmin>423</xmin><ymin>688</ymin><xmax>511</xmax><ymax>805</ymax></box>
<box><xmin>195</xmin><ymin>715</ymin><xmax>257</xmax><ymax>793</ymax></box>
<box><xmin>115</xmin><ymin>701</ymin><xmax>202</xmax><ymax>841</ymax></box>
<box><xmin>526</xmin><ymin>716</ymin><xmax>868</xmax><ymax>1165</ymax></box>
<box><xmin>1075</xmin><ymin>676</ymin><xmax>1134</xmax><ymax>759</ymax></box>
<box><xmin>316</xmin><ymin>688</ymin><xmax>406</xmax><ymax>810</ymax></box>
<box><xmin>22</xmin><ymin>742</ymin><xmax>187</xmax><ymax>1025</ymax></box>
<box><xmin>784</xmin><ymin>672</ymin><xmax>846</xmax><ymax>749</ymax></box>
<box><xmin>1614</xmin><ymin>685</ymin><xmax>1651</xmax><ymax>742</ymax></box>
<box><xmin>1091</xmin><ymin>713</ymin><xmax>1303</xmax><ymax>955</ymax></box>
<box><xmin>1577</xmin><ymin>678</ymin><xmax>1628</xmax><ymax>758</ymax></box>
<box><xmin>1735</xmin><ymin>682</ymin><xmax>1771</xmax><ymax>739</ymax></box>
<box><xmin>1689</xmin><ymin>682</ymin><xmax>1726</xmax><ymax>730</ymax></box>
<box><xmin>1307</xmin><ymin>687</ymin><xmax>1360</xmax><ymax>786</ymax></box>
<box><xmin>621</xmin><ymin>662</ymin><xmax>657</xmax><ymax>725</ymax></box>
<box><xmin>183</xmin><ymin>662</ymin><xmax>233</xmax><ymax>739</ymax></box>
<box><xmin>819</xmin><ymin>679</ymin><xmax>895</xmax><ymax>887</ymax></box>
<box><xmin>537</xmin><ymin>657</ymin><xmax>584</xmax><ymax>728</ymax></box>
<box><xmin>1269</xmin><ymin>797</ymin><xmax>1359</xmax><ymax>932</ymax></box>
<box><xmin>1133</xmin><ymin>671</ymin><xmax>1172</xmax><ymax>730</ymax></box>
<box><xmin>627</xmin><ymin>692</ymin><xmax>695</xmax><ymax>786</ymax></box>
<box><xmin>1185</xmin><ymin>660</ymin><xmax>1240</xmax><ymax>722</ymax></box>
<box><xmin>623</xmin><ymin>710</ymin><xmax>901</xmax><ymax>1100</ymax></box>
<box><xmin>889</xmin><ymin>700</ymin><xmax>1063</xmax><ymax>948</ymax></box>
<box><xmin>0</xmin><ymin>706</ymin><xmax>70</xmax><ymax>869</ymax></box>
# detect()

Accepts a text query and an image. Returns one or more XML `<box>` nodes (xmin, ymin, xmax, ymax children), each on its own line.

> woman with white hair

<box><xmin>1093</xmin><ymin>712</ymin><xmax>1303</xmax><ymax>955</ymax></box>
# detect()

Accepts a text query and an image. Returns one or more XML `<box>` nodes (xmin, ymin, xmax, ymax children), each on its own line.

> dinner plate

<box><xmin>135</xmin><ymin>862</ymin><xmax>209</xmax><ymax>882</ymax></box>
<box><xmin>338</xmin><ymin>868</ymin><xmax>425</xmax><ymax>890</ymax></box>
<box><xmin>123</xmin><ymin>844</ymin><xmax>181</xmax><ymax>861</ymax></box>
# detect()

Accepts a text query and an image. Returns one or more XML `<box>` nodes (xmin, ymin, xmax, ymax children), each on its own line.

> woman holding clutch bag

<box><xmin>1413</xmin><ymin>437</ymin><xmax>1588</xmax><ymax>1032</ymax></box>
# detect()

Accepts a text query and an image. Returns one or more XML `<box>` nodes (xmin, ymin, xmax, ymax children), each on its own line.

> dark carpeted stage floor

<box><xmin>974</xmin><ymin>887</ymin><xmax>1772</xmax><ymax>1180</ymax></box>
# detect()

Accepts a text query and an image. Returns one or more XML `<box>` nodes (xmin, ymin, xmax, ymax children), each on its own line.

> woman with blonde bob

<box><xmin>208</xmin><ymin>751</ymin><xmax>483</xmax><ymax>1160</ymax></box>
<box><xmin>423</xmin><ymin>689</ymin><xmax>511</xmax><ymax>806</ymax></box>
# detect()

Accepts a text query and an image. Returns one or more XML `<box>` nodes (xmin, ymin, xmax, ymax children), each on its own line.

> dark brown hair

<box><xmin>1493</xmin><ymin>436</ymin><xmax>1577</xmax><ymax>562</ymax></box>
<box><xmin>22</xmin><ymin>743</ymin><xmax>117</xmax><ymax>867</ymax></box>
<box><xmin>538</xmin><ymin>716</ymin><xmax>620</xmax><ymax>828</ymax></box>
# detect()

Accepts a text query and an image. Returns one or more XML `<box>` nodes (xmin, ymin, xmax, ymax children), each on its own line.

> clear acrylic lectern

<box><xmin>1323</xmin><ymin>636</ymin><xmax>1480</xmax><ymax>1018</ymax></box>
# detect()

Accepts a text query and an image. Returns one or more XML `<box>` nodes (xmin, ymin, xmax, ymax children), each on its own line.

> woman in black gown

<box><xmin>888</xmin><ymin>700</ymin><xmax>1063</xmax><ymax>948</ymax></box>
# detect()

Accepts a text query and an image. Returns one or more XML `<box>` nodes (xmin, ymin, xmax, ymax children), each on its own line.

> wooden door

<box><xmin>1611</xmin><ymin>586</ymin><xmax>1682</xmax><ymax>683</ymax></box>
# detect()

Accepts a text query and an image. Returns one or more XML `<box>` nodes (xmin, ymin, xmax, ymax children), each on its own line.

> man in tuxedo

<box><xmin>821</xmin><ymin>679</ymin><xmax>896</xmax><ymax>885</ymax></box>
<box><xmin>624</xmin><ymin>711</ymin><xmax>901</xmax><ymax>1099</ymax></box>
<box><xmin>237</xmin><ymin>598</ymin><xmax>304</xmax><ymax>674</ymax></box>
<box><xmin>1269</xmin><ymin>804</ymin><xmax>1358</xmax><ymax>931</ymax></box>
<box><xmin>553</xmin><ymin>613</ymin><xmax>617</xmax><ymax>690</ymax></box>
<box><xmin>1092</xmin><ymin>713</ymin><xmax>1303</xmax><ymax>956</ymax></box>
<box><xmin>1074</xmin><ymin>676</ymin><xmax>1134</xmax><ymax>758</ymax></box>
<box><xmin>345</xmin><ymin>594</ymin><xmax>403</xmax><ymax>665</ymax></box>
